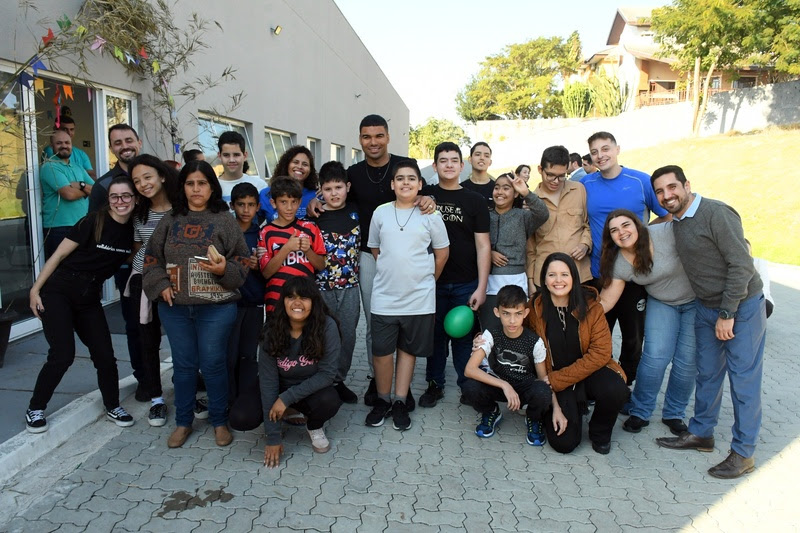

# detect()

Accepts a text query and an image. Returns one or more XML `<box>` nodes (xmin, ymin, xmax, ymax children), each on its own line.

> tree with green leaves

<box><xmin>456</xmin><ymin>32</ymin><xmax>582</xmax><ymax>122</ymax></box>
<box><xmin>561</xmin><ymin>81</ymin><xmax>593</xmax><ymax>118</ymax></box>
<box><xmin>408</xmin><ymin>118</ymin><xmax>470</xmax><ymax>160</ymax></box>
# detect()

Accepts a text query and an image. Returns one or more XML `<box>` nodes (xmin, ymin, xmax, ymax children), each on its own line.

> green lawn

<box><xmin>504</xmin><ymin>128</ymin><xmax>800</xmax><ymax>265</ymax></box>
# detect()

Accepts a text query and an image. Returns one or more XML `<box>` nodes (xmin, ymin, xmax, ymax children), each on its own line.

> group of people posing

<box><xmin>26</xmin><ymin>114</ymin><xmax>768</xmax><ymax>480</ymax></box>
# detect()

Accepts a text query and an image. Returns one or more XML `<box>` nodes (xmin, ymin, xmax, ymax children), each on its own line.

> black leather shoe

<box><xmin>592</xmin><ymin>441</ymin><xmax>611</xmax><ymax>455</ymax></box>
<box><xmin>656</xmin><ymin>432</ymin><xmax>714</xmax><ymax>452</ymax></box>
<box><xmin>661</xmin><ymin>418</ymin><xmax>688</xmax><ymax>436</ymax></box>
<box><xmin>622</xmin><ymin>415</ymin><xmax>649</xmax><ymax>433</ymax></box>
<box><xmin>708</xmin><ymin>450</ymin><xmax>755</xmax><ymax>479</ymax></box>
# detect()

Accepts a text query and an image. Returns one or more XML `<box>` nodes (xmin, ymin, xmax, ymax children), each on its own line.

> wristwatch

<box><xmin>79</xmin><ymin>181</ymin><xmax>86</xmax><ymax>191</ymax></box>
<box><xmin>719</xmin><ymin>309</ymin><xmax>736</xmax><ymax>320</ymax></box>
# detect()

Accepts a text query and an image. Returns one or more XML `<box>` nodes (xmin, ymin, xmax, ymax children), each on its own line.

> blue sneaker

<box><xmin>526</xmin><ymin>416</ymin><xmax>546</xmax><ymax>446</ymax></box>
<box><xmin>475</xmin><ymin>406</ymin><xmax>502</xmax><ymax>438</ymax></box>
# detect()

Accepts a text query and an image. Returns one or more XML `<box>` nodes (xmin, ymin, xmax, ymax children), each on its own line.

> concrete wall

<box><xmin>699</xmin><ymin>80</ymin><xmax>800</xmax><ymax>137</ymax></box>
<box><xmin>468</xmin><ymin>103</ymin><xmax>694</xmax><ymax>170</ymax></box>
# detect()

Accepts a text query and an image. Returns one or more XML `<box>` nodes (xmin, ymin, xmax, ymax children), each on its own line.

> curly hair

<box><xmin>599</xmin><ymin>209</ymin><xmax>653</xmax><ymax>288</ymax></box>
<box><xmin>263</xmin><ymin>277</ymin><xmax>336</xmax><ymax>361</ymax></box>
<box><xmin>273</xmin><ymin>146</ymin><xmax>318</xmax><ymax>191</ymax></box>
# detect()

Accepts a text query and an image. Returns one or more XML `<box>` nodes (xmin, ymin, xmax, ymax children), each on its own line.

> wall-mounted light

<box><xmin>271</xmin><ymin>25</ymin><xmax>282</xmax><ymax>36</ymax></box>
<box><xmin>354</xmin><ymin>93</ymin><xmax>361</xmax><ymax>98</ymax></box>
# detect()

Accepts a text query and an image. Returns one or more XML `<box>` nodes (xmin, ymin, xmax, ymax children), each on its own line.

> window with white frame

<box><xmin>330</xmin><ymin>143</ymin><xmax>344</xmax><ymax>163</ymax></box>
<box><xmin>351</xmin><ymin>148</ymin><xmax>363</xmax><ymax>164</ymax></box>
<box><xmin>264</xmin><ymin>128</ymin><xmax>295</xmax><ymax>177</ymax></box>
<box><xmin>306</xmin><ymin>137</ymin><xmax>321</xmax><ymax>167</ymax></box>
<box><xmin>196</xmin><ymin>114</ymin><xmax>258</xmax><ymax>176</ymax></box>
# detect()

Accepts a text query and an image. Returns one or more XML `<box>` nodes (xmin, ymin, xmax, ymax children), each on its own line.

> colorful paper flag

<box><xmin>53</xmin><ymin>84</ymin><xmax>61</xmax><ymax>107</ymax></box>
<box><xmin>87</xmin><ymin>87</ymin><xmax>92</xmax><ymax>102</ymax></box>
<box><xmin>174</xmin><ymin>143</ymin><xmax>181</xmax><ymax>154</ymax></box>
<box><xmin>0</xmin><ymin>115</ymin><xmax>8</xmax><ymax>124</ymax></box>
<box><xmin>152</xmin><ymin>60</ymin><xmax>160</xmax><ymax>73</ymax></box>
<box><xmin>114</xmin><ymin>46</ymin><xmax>125</xmax><ymax>61</ymax></box>
<box><xmin>63</xmin><ymin>85</ymin><xmax>74</xmax><ymax>100</ymax></box>
<box><xmin>125</xmin><ymin>53</ymin><xmax>135</xmax><ymax>64</ymax></box>
<box><xmin>75</xmin><ymin>25</ymin><xmax>87</xmax><ymax>37</ymax></box>
<box><xmin>139</xmin><ymin>46</ymin><xmax>148</xmax><ymax>59</ymax></box>
<box><xmin>56</xmin><ymin>15</ymin><xmax>71</xmax><ymax>30</ymax></box>
<box><xmin>42</xmin><ymin>28</ymin><xmax>55</xmax><ymax>46</ymax></box>
<box><xmin>18</xmin><ymin>72</ymin><xmax>34</xmax><ymax>89</ymax></box>
<box><xmin>33</xmin><ymin>78</ymin><xmax>45</xmax><ymax>96</ymax></box>
<box><xmin>90</xmin><ymin>36</ymin><xmax>106</xmax><ymax>51</ymax></box>
<box><xmin>30</xmin><ymin>55</ymin><xmax>48</xmax><ymax>75</ymax></box>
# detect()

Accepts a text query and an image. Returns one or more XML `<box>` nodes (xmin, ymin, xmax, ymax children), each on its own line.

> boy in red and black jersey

<box><xmin>258</xmin><ymin>177</ymin><xmax>325</xmax><ymax>313</ymax></box>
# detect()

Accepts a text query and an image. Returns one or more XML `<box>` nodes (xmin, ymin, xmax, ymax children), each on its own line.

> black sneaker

<box><xmin>406</xmin><ymin>389</ymin><xmax>415</xmax><ymax>412</ymax></box>
<box><xmin>418</xmin><ymin>381</ymin><xmax>444</xmax><ymax>408</ymax></box>
<box><xmin>391</xmin><ymin>400</ymin><xmax>411</xmax><ymax>431</ymax></box>
<box><xmin>194</xmin><ymin>397</ymin><xmax>209</xmax><ymax>420</ymax></box>
<box><xmin>365</xmin><ymin>399</ymin><xmax>392</xmax><ymax>427</ymax></box>
<box><xmin>335</xmin><ymin>382</ymin><xmax>358</xmax><ymax>404</ymax></box>
<box><xmin>622</xmin><ymin>415</ymin><xmax>650</xmax><ymax>433</ymax></box>
<box><xmin>475</xmin><ymin>406</ymin><xmax>502</xmax><ymax>438</ymax></box>
<box><xmin>106</xmin><ymin>406</ymin><xmax>134</xmax><ymax>427</ymax></box>
<box><xmin>148</xmin><ymin>403</ymin><xmax>168</xmax><ymax>427</ymax></box>
<box><xmin>134</xmin><ymin>385</ymin><xmax>150</xmax><ymax>402</ymax></box>
<box><xmin>25</xmin><ymin>409</ymin><xmax>48</xmax><ymax>433</ymax></box>
<box><xmin>364</xmin><ymin>376</ymin><xmax>378</xmax><ymax>406</ymax></box>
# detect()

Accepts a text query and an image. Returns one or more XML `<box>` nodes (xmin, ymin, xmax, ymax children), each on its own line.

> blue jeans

<box><xmin>628</xmin><ymin>296</ymin><xmax>697</xmax><ymax>421</ymax></box>
<box><xmin>159</xmin><ymin>302</ymin><xmax>237</xmax><ymax>427</ymax></box>
<box><xmin>688</xmin><ymin>293</ymin><xmax>766</xmax><ymax>458</ymax></box>
<box><xmin>425</xmin><ymin>280</ymin><xmax>479</xmax><ymax>388</ymax></box>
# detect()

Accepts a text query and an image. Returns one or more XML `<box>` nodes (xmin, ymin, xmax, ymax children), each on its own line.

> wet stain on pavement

<box><xmin>157</xmin><ymin>487</ymin><xmax>233</xmax><ymax>517</ymax></box>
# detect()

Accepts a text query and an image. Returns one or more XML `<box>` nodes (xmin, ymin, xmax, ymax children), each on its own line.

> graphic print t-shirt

<box><xmin>315</xmin><ymin>203</ymin><xmax>360</xmax><ymax>291</ymax></box>
<box><xmin>59</xmin><ymin>212</ymin><xmax>133</xmax><ymax>281</ymax></box>
<box><xmin>478</xmin><ymin>327</ymin><xmax>546</xmax><ymax>385</ymax></box>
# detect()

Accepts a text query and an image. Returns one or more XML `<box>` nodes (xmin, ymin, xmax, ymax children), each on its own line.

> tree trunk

<box><xmin>694</xmin><ymin>54</ymin><xmax>719</xmax><ymax>136</ymax></box>
<box><xmin>691</xmin><ymin>56</ymin><xmax>701</xmax><ymax>133</ymax></box>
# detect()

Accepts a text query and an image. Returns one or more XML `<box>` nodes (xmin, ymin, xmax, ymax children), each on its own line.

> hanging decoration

<box><xmin>56</xmin><ymin>15</ymin><xmax>72</xmax><ymax>31</ymax></box>
<box><xmin>18</xmin><ymin>72</ymin><xmax>34</xmax><ymax>89</ymax></box>
<box><xmin>63</xmin><ymin>85</ymin><xmax>74</xmax><ymax>100</ymax></box>
<box><xmin>90</xmin><ymin>36</ymin><xmax>106</xmax><ymax>51</ymax></box>
<box><xmin>34</xmin><ymin>78</ymin><xmax>45</xmax><ymax>96</ymax></box>
<box><xmin>30</xmin><ymin>56</ymin><xmax>48</xmax><ymax>76</ymax></box>
<box><xmin>42</xmin><ymin>28</ymin><xmax>55</xmax><ymax>46</ymax></box>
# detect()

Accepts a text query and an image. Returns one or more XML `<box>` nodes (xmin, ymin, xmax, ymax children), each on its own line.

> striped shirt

<box><xmin>258</xmin><ymin>218</ymin><xmax>325</xmax><ymax>312</ymax></box>
<box><xmin>133</xmin><ymin>209</ymin><xmax>170</xmax><ymax>272</ymax></box>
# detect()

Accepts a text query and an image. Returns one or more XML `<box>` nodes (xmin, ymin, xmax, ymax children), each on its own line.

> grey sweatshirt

<box><xmin>258</xmin><ymin>317</ymin><xmax>341</xmax><ymax>445</ymax></box>
<box><xmin>489</xmin><ymin>192</ymin><xmax>549</xmax><ymax>275</ymax></box>
<box><xmin>672</xmin><ymin>197</ymin><xmax>762</xmax><ymax>313</ymax></box>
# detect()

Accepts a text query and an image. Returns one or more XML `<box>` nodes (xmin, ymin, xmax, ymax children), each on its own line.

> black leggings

<box><xmin>229</xmin><ymin>379</ymin><xmax>342</xmax><ymax>432</ymax></box>
<box><xmin>462</xmin><ymin>375</ymin><xmax>552</xmax><ymax>421</ymax></box>
<box><xmin>128</xmin><ymin>273</ymin><xmax>163</xmax><ymax>399</ymax></box>
<box><xmin>546</xmin><ymin>366</ymin><xmax>628</xmax><ymax>454</ymax></box>
<box><xmin>30</xmin><ymin>271</ymin><xmax>120</xmax><ymax>411</ymax></box>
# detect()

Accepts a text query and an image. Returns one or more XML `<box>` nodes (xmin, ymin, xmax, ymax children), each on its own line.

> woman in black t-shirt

<box><xmin>26</xmin><ymin>176</ymin><xmax>137</xmax><ymax>434</ymax></box>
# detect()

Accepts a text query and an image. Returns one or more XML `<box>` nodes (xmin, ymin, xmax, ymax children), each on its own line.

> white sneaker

<box><xmin>307</xmin><ymin>427</ymin><xmax>330</xmax><ymax>453</ymax></box>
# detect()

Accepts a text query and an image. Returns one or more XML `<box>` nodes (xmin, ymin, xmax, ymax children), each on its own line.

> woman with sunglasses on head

<box><xmin>142</xmin><ymin>160</ymin><xmax>249</xmax><ymax>449</ymax></box>
<box><xmin>26</xmin><ymin>176</ymin><xmax>139</xmax><ymax>433</ymax></box>
<box><xmin>598</xmin><ymin>209</ymin><xmax>697</xmax><ymax>436</ymax></box>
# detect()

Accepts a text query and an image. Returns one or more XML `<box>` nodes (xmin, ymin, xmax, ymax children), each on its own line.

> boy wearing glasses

<box><xmin>582</xmin><ymin>131</ymin><xmax>669</xmax><ymax>385</ymax></box>
<box><xmin>527</xmin><ymin>145</ymin><xmax>592</xmax><ymax>294</ymax></box>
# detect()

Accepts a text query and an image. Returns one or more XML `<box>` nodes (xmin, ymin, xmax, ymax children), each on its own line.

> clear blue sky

<box><xmin>334</xmin><ymin>0</ymin><xmax>668</xmax><ymax>126</ymax></box>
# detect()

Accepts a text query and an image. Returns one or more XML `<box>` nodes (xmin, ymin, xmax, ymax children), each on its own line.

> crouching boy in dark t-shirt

<box><xmin>462</xmin><ymin>285</ymin><xmax>552</xmax><ymax>446</ymax></box>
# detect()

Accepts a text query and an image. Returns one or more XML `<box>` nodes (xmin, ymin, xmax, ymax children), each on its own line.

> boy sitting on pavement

<box><xmin>463</xmin><ymin>285</ymin><xmax>552</xmax><ymax>445</ymax></box>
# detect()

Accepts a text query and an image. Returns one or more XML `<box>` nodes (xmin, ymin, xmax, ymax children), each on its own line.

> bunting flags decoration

<box><xmin>113</xmin><ymin>46</ymin><xmax>125</xmax><ymax>61</ymax></box>
<box><xmin>56</xmin><ymin>15</ymin><xmax>72</xmax><ymax>30</ymax></box>
<box><xmin>18</xmin><ymin>72</ymin><xmax>34</xmax><ymax>89</ymax></box>
<box><xmin>139</xmin><ymin>46</ymin><xmax>149</xmax><ymax>59</ymax></box>
<box><xmin>34</xmin><ymin>78</ymin><xmax>45</xmax><ymax>96</ymax></box>
<box><xmin>87</xmin><ymin>87</ymin><xmax>92</xmax><ymax>102</ymax></box>
<box><xmin>30</xmin><ymin>56</ymin><xmax>48</xmax><ymax>76</ymax></box>
<box><xmin>0</xmin><ymin>115</ymin><xmax>7</xmax><ymax>124</ymax></box>
<box><xmin>90</xmin><ymin>36</ymin><xmax>106</xmax><ymax>51</ymax></box>
<box><xmin>152</xmin><ymin>60</ymin><xmax>160</xmax><ymax>73</ymax></box>
<box><xmin>53</xmin><ymin>84</ymin><xmax>61</xmax><ymax>107</ymax></box>
<box><xmin>76</xmin><ymin>25</ymin><xmax>87</xmax><ymax>38</ymax></box>
<box><xmin>63</xmin><ymin>85</ymin><xmax>74</xmax><ymax>100</ymax></box>
<box><xmin>42</xmin><ymin>28</ymin><xmax>55</xmax><ymax>46</ymax></box>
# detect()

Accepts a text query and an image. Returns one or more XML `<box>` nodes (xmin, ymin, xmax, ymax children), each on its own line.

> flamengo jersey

<box><xmin>258</xmin><ymin>218</ymin><xmax>325</xmax><ymax>312</ymax></box>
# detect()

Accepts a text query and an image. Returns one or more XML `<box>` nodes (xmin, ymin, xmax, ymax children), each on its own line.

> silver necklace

<box><xmin>366</xmin><ymin>159</ymin><xmax>391</xmax><ymax>184</ymax></box>
<box><xmin>394</xmin><ymin>204</ymin><xmax>416</xmax><ymax>231</ymax></box>
<box><xmin>556</xmin><ymin>306</ymin><xmax>568</xmax><ymax>331</ymax></box>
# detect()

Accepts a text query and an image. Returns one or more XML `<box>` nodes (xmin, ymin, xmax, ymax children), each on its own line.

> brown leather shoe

<box><xmin>708</xmin><ymin>450</ymin><xmax>755</xmax><ymax>479</ymax></box>
<box><xmin>655</xmin><ymin>431</ymin><xmax>714</xmax><ymax>452</ymax></box>
<box><xmin>167</xmin><ymin>426</ymin><xmax>192</xmax><ymax>448</ymax></box>
<box><xmin>214</xmin><ymin>425</ymin><xmax>233</xmax><ymax>447</ymax></box>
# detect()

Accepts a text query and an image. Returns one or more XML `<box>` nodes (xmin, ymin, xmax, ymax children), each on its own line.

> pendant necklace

<box><xmin>556</xmin><ymin>306</ymin><xmax>568</xmax><ymax>332</ymax></box>
<box><xmin>367</xmin><ymin>160</ymin><xmax>391</xmax><ymax>184</ymax></box>
<box><xmin>394</xmin><ymin>203</ymin><xmax>416</xmax><ymax>231</ymax></box>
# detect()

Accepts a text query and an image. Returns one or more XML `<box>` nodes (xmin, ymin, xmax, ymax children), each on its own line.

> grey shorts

<box><xmin>371</xmin><ymin>313</ymin><xmax>434</xmax><ymax>358</ymax></box>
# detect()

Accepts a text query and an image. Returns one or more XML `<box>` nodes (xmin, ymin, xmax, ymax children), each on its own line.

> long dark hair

<box><xmin>129</xmin><ymin>154</ymin><xmax>179</xmax><ymax>223</ymax></box>
<box><xmin>538</xmin><ymin>252</ymin><xmax>589</xmax><ymax>323</ymax></box>
<box><xmin>274</xmin><ymin>145</ymin><xmax>318</xmax><ymax>191</ymax></box>
<box><xmin>264</xmin><ymin>277</ymin><xmax>333</xmax><ymax>361</ymax></box>
<box><xmin>94</xmin><ymin>176</ymin><xmax>137</xmax><ymax>241</ymax></box>
<box><xmin>599</xmin><ymin>209</ymin><xmax>653</xmax><ymax>288</ymax></box>
<box><xmin>173</xmin><ymin>160</ymin><xmax>228</xmax><ymax>215</ymax></box>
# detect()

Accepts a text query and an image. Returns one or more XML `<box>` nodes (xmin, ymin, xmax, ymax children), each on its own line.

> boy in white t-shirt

<box><xmin>365</xmin><ymin>160</ymin><xmax>450</xmax><ymax>431</ymax></box>
<box><xmin>216</xmin><ymin>131</ymin><xmax>266</xmax><ymax>207</ymax></box>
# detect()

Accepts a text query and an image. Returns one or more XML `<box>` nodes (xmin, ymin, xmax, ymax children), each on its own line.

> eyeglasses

<box><xmin>109</xmin><ymin>193</ymin><xmax>135</xmax><ymax>203</ymax></box>
<box><xmin>543</xmin><ymin>170</ymin><xmax>568</xmax><ymax>182</ymax></box>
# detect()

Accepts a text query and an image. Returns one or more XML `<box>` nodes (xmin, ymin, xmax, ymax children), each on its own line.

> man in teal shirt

<box><xmin>39</xmin><ymin>130</ymin><xmax>95</xmax><ymax>258</ymax></box>
<box><xmin>41</xmin><ymin>116</ymin><xmax>96</xmax><ymax>180</ymax></box>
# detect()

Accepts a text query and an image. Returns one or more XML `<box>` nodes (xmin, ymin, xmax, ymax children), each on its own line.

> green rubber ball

<box><xmin>444</xmin><ymin>305</ymin><xmax>475</xmax><ymax>339</ymax></box>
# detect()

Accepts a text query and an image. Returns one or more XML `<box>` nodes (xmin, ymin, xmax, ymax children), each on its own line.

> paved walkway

<box><xmin>1</xmin><ymin>265</ymin><xmax>798</xmax><ymax>532</ymax></box>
